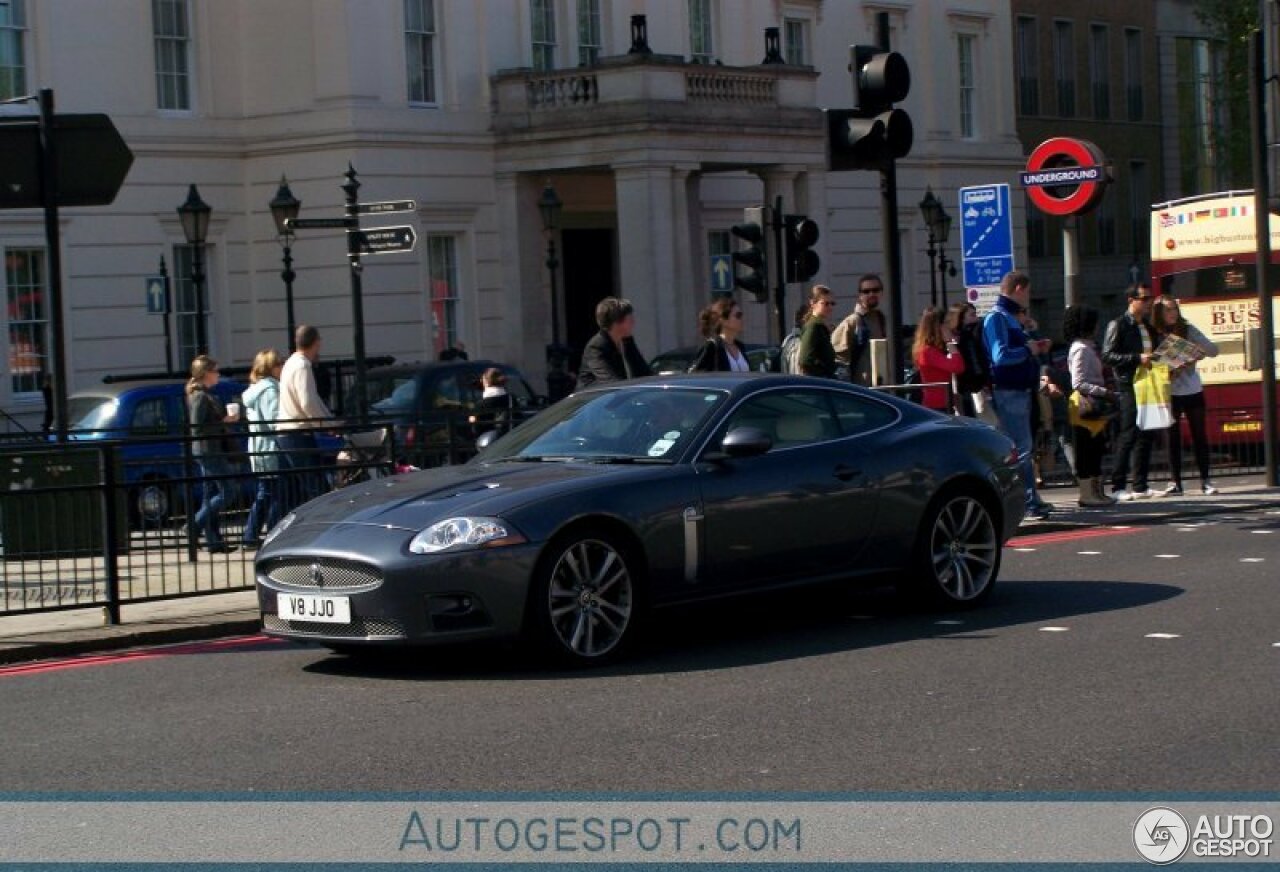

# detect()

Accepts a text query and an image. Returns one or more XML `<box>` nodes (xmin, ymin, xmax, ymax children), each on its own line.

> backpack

<box><xmin>780</xmin><ymin>329</ymin><xmax>803</xmax><ymax>374</ymax></box>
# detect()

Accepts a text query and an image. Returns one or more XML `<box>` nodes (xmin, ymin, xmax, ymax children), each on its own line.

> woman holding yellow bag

<box><xmin>1066</xmin><ymin>305</ymin><xmax>1118</xmax><ymax>507</ymax></box>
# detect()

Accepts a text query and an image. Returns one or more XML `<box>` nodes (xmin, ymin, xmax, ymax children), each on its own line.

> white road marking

<box><xmin>1039</xmin><ymin>626</ymin><xmax>1070</xmax><ymax>633</ymax></box>
<box><xmin>1145</xmin><ymin>633</ymin><xmax>1181</xmax><ymax>639</ymax></box>
<box><xmin>1273</xmin><ymin>643</ymin><xmax>1280</xmax><ymax>648</ymax></box>
<box><xmin>1250</xmin><ymin>530</ymin><xmax>1274</xmax><ymax>535</ymax></box>
<box><xmin>934</xmin><ymin>620</ymin><xmax>965</xmax><ymax>626</ymax></box>
<box><xmin>1014</xmin><ymin>547</ymin><xmax>1036</xmax><ymax>553</ymax></box>
<box><xmin>1155</xmin><ymin>554</ymin><xmax>1180</xmax><ymax>559</ymax></box>
<box><xmin>1077</xmin><ymin>551</ymin><xmax>1102</xmax><ymax>556</ymax></box>
<box><xmin>1241</xmin><ymin>558</ymin><xmax>1267</xmax><ymax>563</ymax></box>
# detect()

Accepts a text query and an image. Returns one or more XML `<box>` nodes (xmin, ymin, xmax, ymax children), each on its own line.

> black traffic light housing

<box><xmin>784</xmin><ymin>215</ymin><xmax>820</xmax><ymax>284</ymax></box>
<box><xmin>826</xmin><ymin>46</ymin><xmax>913</xmax><ymax>172</ymax></box>
<box><xmin>731</xmin><ymin>206</ymin><xmax>769</xmax><ymax>303</ymax></box>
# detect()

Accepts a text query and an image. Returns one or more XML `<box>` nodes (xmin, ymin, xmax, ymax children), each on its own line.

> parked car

<box><xmin>256</xmin><ymin>373</ymin><xmax>1023</xmax><ymax>664</ymax></box>
<box><xmin>649</xmin><ymin>344</ymin><xmax>779</xmax><ymax>375</ymax></box>
<box><xmin>360</xmin><ymin>360</ymin><xmax>542</xmax><ymax>466</ymax></box>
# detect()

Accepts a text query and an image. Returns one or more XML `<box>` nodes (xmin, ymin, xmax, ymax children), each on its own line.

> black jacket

<box><xmin>187</xmin><ymin>387</ymin><xmax>232</xmax><ymax>458</ymax></box>
<box><xmin>688</xmin><ymin>337</ymin><xmax>749</xmax><ymax>373</ymax></box>
<box><xmin>577</xmin><ymin>331</ymin><xmax>652</xmax><ymax>388</ymax></box>
<box><xmin>1102</xmin><ymin>311</ymin><xmax>1156</xmax><ymax>387</ymax></box>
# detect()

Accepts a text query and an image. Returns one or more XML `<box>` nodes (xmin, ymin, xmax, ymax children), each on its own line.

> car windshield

<box><xmin>68</xmin><ymin>396</ymin><xmax>118</xmax><ymax>431</ymax></box>
<box><xmin>479</xmin><ymin>387</ymin><xmax>727</xmax><ymax>463</ymax></box>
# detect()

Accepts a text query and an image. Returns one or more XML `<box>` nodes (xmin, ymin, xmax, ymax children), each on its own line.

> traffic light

<box><xmin>826</xmin><ymin>46</ymin><xmax>913</xmax><ymax>172</ymax></box>
<box><xmin>731</xmin><ymin>206</ymin><xmax>769</xmax><ymax>303</ymax></box>
<box><xmin>784</xmin><ymin>215</ymin><xmax>820</xmax><ymax>283</ymax></box>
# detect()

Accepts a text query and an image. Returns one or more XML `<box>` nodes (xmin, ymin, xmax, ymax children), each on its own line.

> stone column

<box><xmin>671</xmin><ymin>164</ymin><xmax>703</xmax><ymax>345</ymax></box>
<box><xmin>495</xmin><ymin>172</ymin><xmax>548</xmax><ymax>385</ymax></box>
<box><xmin>613</xmin><ymin>163</ymin><xmax>679</xmax><ymax>356</ymax></box>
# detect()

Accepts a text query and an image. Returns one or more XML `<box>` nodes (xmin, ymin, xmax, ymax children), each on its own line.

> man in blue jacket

<box><xmin>983</xmin><ymin>271</ymin><xmax>1054</xmax><ymax>521</ymax></box>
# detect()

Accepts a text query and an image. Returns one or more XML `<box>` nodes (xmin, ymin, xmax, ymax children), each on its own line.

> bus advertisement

<box><xmin>1151</xmin><ymin>191</ymin><xmax>1280</xmax><ymax>444</ymax></box>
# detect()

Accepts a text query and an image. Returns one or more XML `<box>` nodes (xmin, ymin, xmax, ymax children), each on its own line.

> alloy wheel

<box><xmin>545</xmin><ymin>539</ymin><xmax>633</xmax><ymax>659</ymax></box>
<box><xmin>928</xmin><ymin>496</ymin><xmax>998</xmax><ymax>602</ymax></box>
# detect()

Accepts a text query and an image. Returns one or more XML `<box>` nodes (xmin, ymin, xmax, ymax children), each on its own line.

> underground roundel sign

<box><xmin>1021</xmin><ymin>137</ymin><xmax>1110</xmax><ymax>217</ymax></box>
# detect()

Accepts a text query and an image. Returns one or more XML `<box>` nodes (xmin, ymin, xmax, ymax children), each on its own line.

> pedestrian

<box><xmin>911</xmin><ymin>306</ymin><xmax>965</xmax><ymax>413</ymax></box>
<box><xmin>779</xmin><ymin>302</ymin><xmax>810</xmax><ymax>374</ymax></box>
<box><xmin>1152</xmin><ymin>296</ymin><xmax>1220</xmax><ymax>495</ymax></box>
<box><xmin>797</xmin><ymin>284</ymin><xmax>838</xmax><ymax>378</ymax></box>
<box><xmin>830</xmin><ymin>274</ymin><xmax>888</xmax><ymax>385</ymax></box>
<box><xmin>1064</xmin><ymin>305</ymin><xmax>1116</xmax><ymax>508</ymax></box>
<box><xmin>577</xmin><ymin>297</ymin><xmax>653</xmax><ymax>388</ymax></box>
<box><xmin>1102</xmin><ymin>283</ymin><xmax>1160</xmax><ymax>500</ymax></box>
<box><xmin>689</xmin><ymin>298</ymin><xmax>750</xmax><ymax>372</ymax></box>
<box><xmin>438</xmin><ymin>341</ymin><xmax>468</xmax><ymax>362</ymax></box>
<box><xmin>278</xmin><ymin>324</ymin><xmax>334</xmax><ymax>510</ymax></box>
<box><xmin>946</xmin><ymin>301</ymin><xmax>988</xmax><ymax>416</ymax></box>
<box><xmin>982</xmin><ymin>270</ymin><xmax>1054</xmax><ymax>521</ymax></box>
<box><xmin>471</xmin><ymin>367</ymin><xmax>515</xmax><ymax>438</ymax></box>
<box><xmin>240</xmin><ymin>349</ymin><xmax>284</xmax><ymax>548</ymax></box>
<box><xmin>186</xmin><ymin>355</ymin><xmax>238</xmax><ymax>554</ymax></box>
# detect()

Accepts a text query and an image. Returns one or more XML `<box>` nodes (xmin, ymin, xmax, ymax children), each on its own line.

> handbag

<box><xmin>1134</xmin><ymin>364</ymin><xmax>1173</xmax><ymax>431</ymax></box>
<box><xmin>1074</xmin><ymin>391</ymin><xmax>1116</xmax><ymax>420</ymax></box>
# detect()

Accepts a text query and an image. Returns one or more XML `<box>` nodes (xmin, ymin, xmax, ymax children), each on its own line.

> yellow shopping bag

<box><xmin>1133</xmin><ymin>364</ymin><xmax>1172</xmax><ymax>431</ymax></box>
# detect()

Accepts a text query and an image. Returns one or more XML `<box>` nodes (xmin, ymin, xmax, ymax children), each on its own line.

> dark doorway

<box><xmin>561</xmin><ymin>228</ymin><xmax>616</xmax><ymax>356</ymax></box>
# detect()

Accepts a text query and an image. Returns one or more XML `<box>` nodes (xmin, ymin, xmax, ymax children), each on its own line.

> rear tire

<box><xmin>900</xmin><ymin>492</ymin><xmax>1001</xmax><ymax>608</ymax></box>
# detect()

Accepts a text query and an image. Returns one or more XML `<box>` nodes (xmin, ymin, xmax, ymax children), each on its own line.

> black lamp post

<box><xmin>177</xmin><ymin>184</ymin><xmax>212</xmax><ymax>356</ymax></box>
<box><xmin>919</xmin><ymin>189</ymin><xmax>957</xmax><ymax>309</ymax></box>
<box><xmin>538</xmin><ymin>180</ymin><xmax>573</xmax><ymax>402</ymax></box>
<box><xmin>269</xmin><ymin>176</ymin><xmax>302</xmax><ymax>351</ymax></box>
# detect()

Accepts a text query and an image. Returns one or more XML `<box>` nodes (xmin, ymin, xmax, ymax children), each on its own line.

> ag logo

<box><xmin>1134</xmin><ymin>807</ymin><xmax>1190</xmax><ymax>864</ymax></box>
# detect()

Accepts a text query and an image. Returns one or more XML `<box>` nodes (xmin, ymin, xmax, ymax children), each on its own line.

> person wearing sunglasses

<box><xmin>797</xmin><ymin>285</ymin><xmax>839</xmax><ymax>379</ymax></box>
<box><xmin>690</xmin><ymin>298</ymin><xmax>751</xmax><ymax>372</ymax></box>
<box><xmin>1102</xmin><ymin>282</ymin><xmax>1160</xmax><ymax>500</ymax></box>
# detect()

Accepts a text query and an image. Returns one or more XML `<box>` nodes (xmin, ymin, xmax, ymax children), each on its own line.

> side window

<box><xmin>721</xmin><ymin>390</ymin><xmax>840</xmax><ymax>449</ymax></box>
<box><xmin>431</xmin><ymin>373</ymin><xmax>472</xmax><ymax>411</ymax></box>
<box><xmin>130</xmin><ymin>397</ymin><xmax>170</xmax><ymax>435</ymax></box>
<box><xmin>829</xmin><ymin>391</ymin><xmax>898</xmax><ymax>437</ymax></box>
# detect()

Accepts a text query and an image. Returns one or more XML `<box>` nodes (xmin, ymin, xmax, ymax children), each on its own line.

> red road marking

<box><xmin>0</xmin><ymin>634</ymin><xmax>286</xmax><ymax>678</ymax></box>
<box><xmin>1009</xmin><ymin>526</ymin><xmax>1142</xmax><ymax>548</ymax></box>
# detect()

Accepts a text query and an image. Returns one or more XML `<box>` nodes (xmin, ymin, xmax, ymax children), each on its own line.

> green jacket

<box><xmin>798</xmin><ymin>317</ymin><xmax>836</xmax><ymax>378</ymax></box>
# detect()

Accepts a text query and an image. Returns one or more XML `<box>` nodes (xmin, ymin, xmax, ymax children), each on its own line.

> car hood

<box><xmin>289</xmin><ymin>461</ymin><xmax>638</xmax><ymax>531</ymax></box>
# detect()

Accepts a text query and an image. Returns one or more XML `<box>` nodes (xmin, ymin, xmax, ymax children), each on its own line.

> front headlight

<box><xmin>408</xmin><ymin>516</ymin><xmax>526</xmax><ymax>554</ymax></box>
<box><xmin>262</xmin><ymin>512</ymin><xmax>297</xmax><ymax>547</ymax></box>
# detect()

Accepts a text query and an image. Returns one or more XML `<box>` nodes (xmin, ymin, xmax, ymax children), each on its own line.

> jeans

<box><xmin>193</xmin><ymin>457</ymin><xmax>232</xmax><ymax>548</ymax></box>
<box><xmin>277</xmin><ymin>430</ymin><xmax>321</xmax><ymax>512</ymax></box>
<box><xmin>1169</xmin><ymin>391</ymin><xmax>1211</xmax><ymax>486</ymax></box>
<box><xmin>992</xmin><ymin>387</ymin><xmax>1044</xmax><ymax>513</ymax></box>
<box><xmin>242</xmin><ymin>475</ymin><xmax>281</xmax><ymax>544</ymax></box>
<box><xmin>1110</xmin><ymin>388</ymin><xmax>1156</xmax><ymax>492</ymax></box>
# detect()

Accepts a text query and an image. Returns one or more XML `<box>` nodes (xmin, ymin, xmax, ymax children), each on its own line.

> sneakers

<box><xmin>1112</xmin><ymin>488</ymin><xmax>1134</xmax><ymax>501</ymax></box>
<box><xmin>1203</xmin><ymin>480</ymin><xmax>1219</xmax><ymax>495</ymax></box>
<box><xmin>1024</xmin><ymin>503</ymin><xmax>1053</xmax><ymax>522</ymax></box>
<box><xmin>1163</xmin><ymin>483</ymin><xmax>1183</xmax><ymax>496</ymax></box>
<box><xmin>1128</xmin><ymin>488</ymin><xmax>1157</xmax><ymax>500</ymax></box>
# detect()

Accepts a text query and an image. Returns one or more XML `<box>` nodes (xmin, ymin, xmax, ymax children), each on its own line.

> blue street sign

<box><xmin>710</xmin><ymin>254</ymin><xmax>733</xmax><ymax>293</ymax></box>
<box><xmin>144</xmin><ymin>275</ymin><xmax>168</xmax><ymax>315</ymax></box>
<box><xmin>958</xmin><ymin>184</ymin><xmax>1015</xmax><ymax>290</ymax></box>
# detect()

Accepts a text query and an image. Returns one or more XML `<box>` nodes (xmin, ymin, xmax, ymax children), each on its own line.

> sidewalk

<box><xmin>2</xmin><ymin>476</ymin><xmax>1277</xmax><ymax>666</ymax></box>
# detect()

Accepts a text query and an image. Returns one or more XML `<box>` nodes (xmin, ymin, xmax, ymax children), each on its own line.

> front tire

<box><xmin>904</xmin><ymin>493</ymin><xmax>1001</xmax><ymax>608</ymax></box>
<box><xmin>529</xmin><ymin>531</ymin><xmax>642</xmax><ymax>664</ymax></box>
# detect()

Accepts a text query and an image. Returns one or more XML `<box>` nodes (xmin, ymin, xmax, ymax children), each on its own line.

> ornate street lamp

<box><xmin>177</xmin><ymin>184</ymin><xmax>211</xmax><ymax>355</ymax></box>
<box><xmin>269</xmin><ymin>176</ymin><xmax>302</xmax><ymax>350</ymax></box>
<box><xmin>919</xmin><ymin>188</ymin><xmax>956</xmax><ymax>309</ymax></box>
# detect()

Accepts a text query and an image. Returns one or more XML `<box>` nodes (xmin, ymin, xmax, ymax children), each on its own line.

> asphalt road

<box><xmin>2</xmin><ymin>505</ymin><xmax>1277</xmax><ymax>793</ymax></box>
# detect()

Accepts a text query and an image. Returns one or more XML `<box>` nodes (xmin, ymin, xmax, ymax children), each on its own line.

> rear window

<box><xmin>68</xmin><ymin>396</ymin><xmax>118</xmax><ymax>431</ymax></box>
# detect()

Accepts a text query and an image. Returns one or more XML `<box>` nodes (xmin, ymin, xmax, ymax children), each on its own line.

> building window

<box><xmin>577</xmin><ymin>0</ymin><xmax>602</xmax><ymax>66</ymax></box>
<box><xmin>427</xmin><ymin>235</ymin><xmax>460</xmax><ymax>356</ymax></box>
<box><xmin>1096</xmin><ymin>194</ymin><xmax>1116</xmax><ymax>256</ymax></box>
<box><xmin>1016</xmin><ymin>16</ymin><xmax>1038</xmax><ymax>116</ymax></box>
<box><xmin>1125</xmin><ymin>27</ymin><xmax>1143</xmax><ymax>122</ymax></box>
<box><xmin>531</xmin><ymin>0</ymin><xmax>557</xmax><ymax>71</ymax></box>
<box><xmin>1129</xmin><ymin>159</ymin><xmax>1150</xmax><ymax>257</ymax></box>
<box><xmin>5</xmin><ymin>248</ymin><xmax>47</xmax><ymax>397</ymax></box>
<box><xmin>405</xmin><ymin>0</ymin><xmax>438</xmax><ymax>104</ymax></box>
<box><xmin>689</xmin><ymin>0</ymin><xmax>714</xmax><ymax>64</ymax></box>
<box><xmin>0</xmin><ymin>0</ymin><xmax>27</xmax><ymax>102</ymax></box>
<box><xmin>153</xmin><ymin>0</ymin><xmax>192</xmax><ymax>111</ymax></box>
<box><xmin>1090</xmin><ymin>24</ymin><xmax>1110</xmax><ymax>120</ymax></box>
<box><xmin>784</xmin><ymin>18</ymin><xmax>810</xmax><ymax>66</ymax></box>
<box><xmin>1054</xmin><ymin>20</ymin><xmax>1075</xmax><ymax>118</ymax></box>
<box><xmin>957</xmin><ymin>34</ymin><xmax>977</xmax><ymax>139</ymax></box>
<box><xmin>1026</xmin><ymin>194</ymin><xmax>1047</xmax><ymax>259</ymax></box>
<box><xmin>172</xmin><ymin>244</ymin><xmax>210</xmax><ymax>364</ymax></box>
<box><xmin>1176</xmin><ymin>37</ymin><xmax>1227</xmax><ymax>193</ymax></box>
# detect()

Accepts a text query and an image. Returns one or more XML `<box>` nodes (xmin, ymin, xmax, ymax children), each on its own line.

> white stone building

<box><xmin>0</xmin><ymin>0</ymin><xmax>1023</xmax><ymax>428</ymax></box>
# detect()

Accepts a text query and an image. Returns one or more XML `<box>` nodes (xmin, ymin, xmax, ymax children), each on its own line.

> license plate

<box><xmin>277</xmin><ymin>593</ymin><xmax>351</xmax><ymax>624</ymax></box>
<box><xmin>1222</xmin><ymin>421</ymin><xmax>1262</xmax><ymax>433</ymax></box>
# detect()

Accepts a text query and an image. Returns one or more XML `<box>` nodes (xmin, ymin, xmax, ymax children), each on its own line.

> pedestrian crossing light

<box><xmin>731</xmin><ymin>207</ymin><xmax>769</xmax><ymax>303</ymax></box>
<box><xmin>784</xmin><ymin>215</ymin><xmax>821</xmax><ymax>283</ymax></box>
<box><xmin>826</xmin><ymin>46</ymin><xmax>913</xmax><ymax>172</ymax></box>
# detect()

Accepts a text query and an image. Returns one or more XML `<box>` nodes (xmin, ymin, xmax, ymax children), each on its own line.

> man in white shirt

<box><xmin>277</xmin><ymin>325</ymin><xmax>333</xmax><ymax>510</ymax></box>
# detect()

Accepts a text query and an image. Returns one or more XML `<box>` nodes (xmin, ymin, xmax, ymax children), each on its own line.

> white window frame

<box><xmin>957</xmin><ymin>32</ymin><xmax>977</xmax><ymax>139</ymax></box>
<box><xmin>530</xmin><ymin>0</ymin><xmax>557</xmax><ymax>72</ymax></box>
<box><xmin>0</xmin><ymin>0</ymin><xmax>28</xmax><ymax>102</ymax></box>
<box><xmin>405</xmin><ymin>0</ymin><xmax>440</xmax><ymax>106</ymax></box>
<box><xmin>688</xmin><ymin>0</ymin><xmax>716</xmax><ymax>64</ymax></box>
<box><xmin>1090</xmin><ymin>22</ymin><xmax>1110</xmax><ymax>121</ymax></box>
<box><xmin>171</xmin><ymin>243</ymin><xmax>213</xmax><ymax>363</ymax></box>
<box><xmin>783</xmin><ymin>17</ymin><xmax>810</xmax><ymax>66</ymax></box>
<box><xmin>153</xmin><ymin>0</ymin><xmax>194</xmax><ymax>114</ymax></box>
<box><xmin>576</xmin><ymin>0</ymin><xmax>603</xmax><ymax>67</ymax></box>
<box><xmin>3</xmin><ymin>246</ymin><xmax>49</xmax><ymax>401</ymax></box>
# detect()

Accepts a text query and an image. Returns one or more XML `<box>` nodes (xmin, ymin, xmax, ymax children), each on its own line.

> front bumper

<box><xmin>255</xmin><ymin>522</ymin><xmax>542</xmax><ymax>646</ymax></box>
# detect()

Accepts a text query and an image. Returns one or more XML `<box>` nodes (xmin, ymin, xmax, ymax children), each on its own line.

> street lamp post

<box><xmin>269</xmin><ymin>176</ymin><xmax>302</xmax><ymax>351</ymax></box>
<box><xmin>177</xmin><ymin>184</ymin><xmax>211</xmax><ymax>356</ymax></box>
<box><xmin>538</xmin><ymin>181</ymin><xmax>572</xmax><ymax>402</ymax></box>
<box><xmin>919</xmin><ymin>188</ymin><xmax>956</xmax><ymax>309</ymax></box>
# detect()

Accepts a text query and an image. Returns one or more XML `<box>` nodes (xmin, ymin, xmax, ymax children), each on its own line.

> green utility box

<box><xmin>0</xmin><ymin>447</ymin><xmax>129</xmax><ymax>560</ymax></box>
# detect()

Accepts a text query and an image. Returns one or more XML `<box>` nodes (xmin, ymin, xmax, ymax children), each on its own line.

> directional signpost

<box><xmin>352</xmin><ymin>225</ymin><xmax>416</xmax><ymax>255</ymax></box>
<box><xmin>710</xmin><ymin>253</ymin><xmax>733</xmax><ymax>295</ymax></box>
<box><xmin>958</xmin><ymin>184</ymin><xmax>1015</xmax><ymax>312</ymax></box>
<box><xmin>352</xmin><ymin>200</ymin><xmax>416</xmax><ymax>216</ymax></box>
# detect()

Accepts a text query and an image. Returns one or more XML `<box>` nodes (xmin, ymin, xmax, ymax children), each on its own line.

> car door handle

<box><xmin>833</xmin><ymin>464</ymin><xmax>861</xmax><ymax>482</ymax></box>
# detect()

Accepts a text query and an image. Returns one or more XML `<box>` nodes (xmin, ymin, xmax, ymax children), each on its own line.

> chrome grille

<box><xmin>263</xmin><ymin>614</ymin><xmax>406</xmax><ymax>639</ymax></box>
<box><xmin>265</xmin><ymin>558</ymin><xmax>382</xmax><ymax>590</ymax></box>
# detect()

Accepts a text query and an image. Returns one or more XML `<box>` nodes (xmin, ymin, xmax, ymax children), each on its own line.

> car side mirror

<box><xmin>475</xmin><ymin>430</ymin><xmax>499</xmax><ymax>452</ymax></box>
<box><xmin>720</xmin><ymin>427</ymin><xmax>772</xmax><ymax>459</ymax></box>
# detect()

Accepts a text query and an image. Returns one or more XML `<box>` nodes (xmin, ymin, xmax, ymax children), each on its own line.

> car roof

<box><xmin>365</xmin><ymin>360</ymin><xmax>512</xmax><ymax>378</ymax></box>
<box><xmin>578</xmin><ymin>372</ymin><xmax>890</xmax><ymax>397</ymax></box>
<box><xmin>70</xmin><ymin>379</ymin><xmax>243</xmax><ymax>399</ymax></box>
